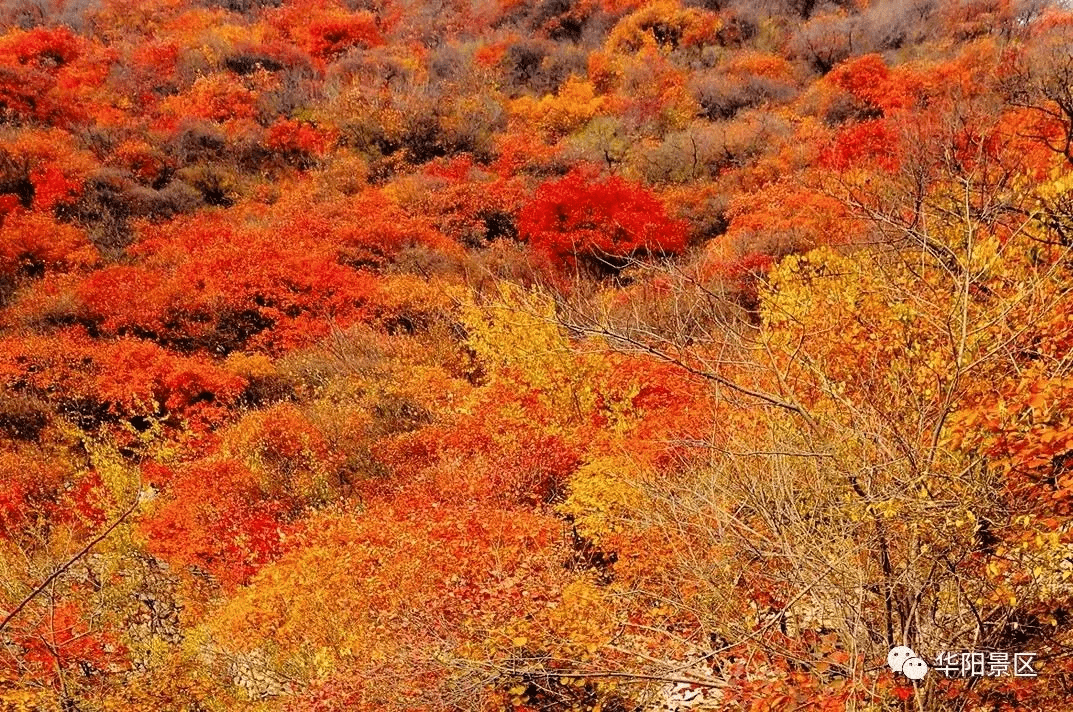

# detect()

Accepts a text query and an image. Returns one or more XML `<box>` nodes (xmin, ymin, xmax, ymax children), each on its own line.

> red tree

<box><xmin>519</xmin><ymin>167</ymin><xmax>689</xmax><ymax>268</ymax></box>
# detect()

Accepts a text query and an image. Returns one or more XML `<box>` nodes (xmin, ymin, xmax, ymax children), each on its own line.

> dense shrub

<box><xmin>519</xmin><ymin>167</ymin><xmax>689</xmax><ymax>269</ymax></box>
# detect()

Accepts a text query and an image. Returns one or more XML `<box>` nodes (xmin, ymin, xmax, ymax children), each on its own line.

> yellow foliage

<box><xmin>509</xmin><ymin>76</ymin><xmax>605</xmax><ymax>142</ymax></box>
<box><xmin>760</xmin><ymin>246</ymin><xmax>955</xmax><ymax>419</ymax></box>
<box><xmin>457</xmin><ymin>282</ymin><xmax>565</xmax><ymax>372</ymax></box>
<box><xmin>606</xmin><ymin>0</ymin><xmax>713</xmax><ymax>53</ymax></box>
<box><xmin>495</xmin><ymin>576</ymin><xmax>618</xmax><ymax>663</ymax></box>
<box><xmin>0</xmin><ymin>689</ymin><xmax>51</xmax><ymax>712</ymax></box>
<box><xmin>205</xmin><ymin>503</ymin><xmax>566</xmax><ymax>693</ymax></box>
<box><xmin>559</xmin><ymin>455</ymin><xmax>646</xmax><ymax>544</ymax></box>
<box><xmin>223</xmin><ymin>351</ymin><xmax>278</xmax><ymax>381</ymax></box>
<box><xmin>80</xmin><ymin>434</ymin><xmax>144</xmax><ymax>513</ymax></box>
<box><xmin>457</xmin><ymin>282</ymin><xmax>607</xmax><ymax>428</ymax></box>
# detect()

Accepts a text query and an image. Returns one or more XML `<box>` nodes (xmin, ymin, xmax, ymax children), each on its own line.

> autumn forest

<box><xmin>3</xmin><ymin>0</ymin><xmax>1073</xmax><ymax>709</ymax></box>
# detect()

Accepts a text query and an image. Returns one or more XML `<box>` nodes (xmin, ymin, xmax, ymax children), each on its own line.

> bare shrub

<box><xmin>0</xmin><ymin>393</ymin><xmax>51</xmax><ymax>441</ymax></box>
<box><xmin>125</xmin><ymin>182</ymin><xmax>203</xmax><ymax>220</ymax></box>
<box><xmin>0</xmin><ymin>0</ymin><xmax>97</xmax><ymax>31</ymax></box>
<box><xmin>501</xmin><ymin>39</ymin><xmax>587</xmax><ymax>97</ymax></box>
<box><xmin>690</xmin><ymin>70</ymin><xmax>797</xmax><ymax>120</ymax></box>
<box><xmin>789</xmin><ymin>0</ymin><xmax>939</xmax><ymax>74</ymax></box>
<box><xmin>788</xmin><ymin>12</ymin><xmax>854</xmax><ymax>74</ymax></box>
<box><xmin>634</xmin><ymin>114</ymin><xmax>791</xmax><ymax>183</ymax></box>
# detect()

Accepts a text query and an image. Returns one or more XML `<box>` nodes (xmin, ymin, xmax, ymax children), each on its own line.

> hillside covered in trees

<box><xmin>4</xmin><ymin>0</ymin><xmax>1073</xmax><ymax>710</ymax></box>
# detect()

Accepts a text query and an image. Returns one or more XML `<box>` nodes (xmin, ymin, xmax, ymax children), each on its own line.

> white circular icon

<box><xmin>887</xmin><ymin>646</ymin><xmax>916</xmax><ymax>673</ymax></box>
<box><xmin>902</xmin><ymin>656</ymin><xmax>929</xmax><ymax>680</ymax></box>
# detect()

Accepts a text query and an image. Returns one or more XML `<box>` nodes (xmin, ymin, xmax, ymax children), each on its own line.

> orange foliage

<box><xmin>5</xmin><ymin>2</ymin><xmax>1073</xmax><ymax>711</ymax></box>
<box><xmin>1</xmin><ymin>128</ymin><xmax>95</xmax><ymax>212</ymax></box>
<box><xmin>159</xmin><ymin>72</ymin><xmax>260</xmax><ymax>124</ymax></box>
<box><xmin>724</xmin><ymin>51</ymin><xmax>797</xmax><ymax>82</ymax></box>
<box><xmin>719</xmin><ymin>180</ymin><xmax>858</xmax><ymax>259</ymax></box>
<box><xmin>0</xmin><ymin>210</ymin><xmax>96</xmax><ymax>279</ymax></box>
<box><xmin>211</xmin><ymin>500</ymin><xmax>567</xmax><ymax>709</ymax></box>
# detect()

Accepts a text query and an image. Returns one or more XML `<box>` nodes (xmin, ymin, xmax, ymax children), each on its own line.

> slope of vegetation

<box><xmin>3</xmin><ymin>0</ymin><xmax>1073</xmax><ymax>710</ymax></box>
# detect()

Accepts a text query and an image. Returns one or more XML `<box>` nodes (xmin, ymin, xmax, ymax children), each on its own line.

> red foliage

<box><xmin>409</xmin><ymin>157</ymin><xmax>528</xmax><ymax>245</ymax></box>
<box><xmin>0</xmin><ymin>600</ymin><xmax>121</xmax><ymax>691</ymax></box>
<box><xmin>72</xmin><ymin>193</ymin><xmax>460</xmax><ymax>354</ymax></box>
<box><xmin>0</xmin><ymin>64</ymin><xmax>55</xmax><ymax>124</ymax></box>
<box><xmin>1</xmin><ymin>26</ymin><xmax>81</xmax><ymax>67</ymax></box>
<box><xmin>142</xmin><ymin>459</ymin><xmax>291</xmax><ymax>588</ymax></box>
<box><xmin>30</xmin><ymin>163</ymin><xmax>81</xmax><ymax>211</ymax></box>
<box><xmin>126</xmin><ymin>40</ymin><xmax>180</xmax><ymax>105</ymax></box>
<box><xmin>94</xmin><ymin>339</ymin><xmax>246</xmax><ymax>424</ymax></box>
<box><xmin>296</xmin><ymin>498</ymin><xmax>564</xmax><ymax>626</ymax></box>
<box><xmin>265</xmin><ymin>0</ymin><xmax>391</xmax><ymax>65</ymax></box>
<box><xmin>823</xmin><ymin>54</ymin><xmax>934</xmax><ymax>119</ymax></box>
<box><xmin>0</xmin><ymin>194</ymin><xmax>19</xmax><ymax>224</ymax></box>
<box><xmin>75</xmin><ymin>264</ymin><xmax>171</xmax><ymax>334</ymax></box>
<box><xmin>0</xmin><ymin>27</ymin><xmax>96</xmax><ymax>125</ymax></box>
<box><xmin>474</xmin><ymin>39</ymin><xmax>510</xmax><ymax>68</ymax></box>
<box><xmin>265</xmin><ymin>119</ymin><xmax>335</xmax><ymax>164</ymax></box>
<box><xmin>77</xmin><ymin>208</ymin><xmax>388</xmax><ymax>352</ymax></box>
<box><xmin>0</xmin><ymin>450</ymin><xmax>106</xmax><ymax>544</ymax></box>
<box><xmin>380</xmin><ymin>417</ymin><xmax>581</xmax><ymax>506</ymax></box>
<box><xmin>0</xmin><ymin>330</ymin><xmax>245</xmax><ymax>428</ymax></box>
<box><xmin>308</xmin><ymin>13</ymin><xmax>383</xmax><ymax>58</ymax></box>
<box><xmin>519</xmin><ymin>167</ymin><xmax>689</xmax><ymax>267</ymax></box>
<box><xmin>492</xmin><ymin>130</ymin><xmax>560</xmax><ymax>176</ymax></box>
<box><xmin>823</xmin><ymin>118</ymin><xmax>903</xmax><ymax>172</ymax></box>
